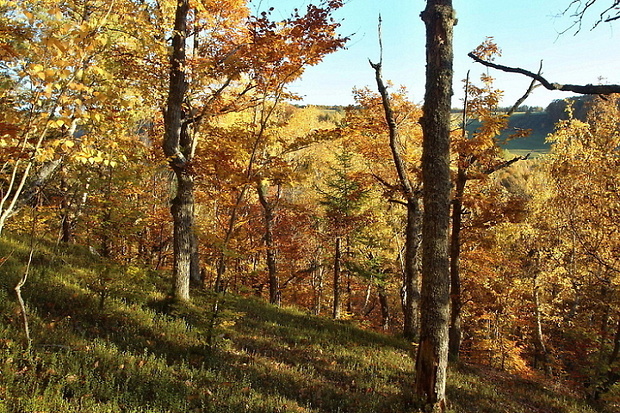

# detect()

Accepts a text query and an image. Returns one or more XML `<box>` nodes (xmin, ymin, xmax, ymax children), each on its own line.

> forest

<box><xmin>1</xmin><ymin>0</ymin><xmax>620</xmax><ymax>412</ymax></box>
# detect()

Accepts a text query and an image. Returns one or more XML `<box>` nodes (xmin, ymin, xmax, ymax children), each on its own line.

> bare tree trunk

<box><xmin>257</xmin><ymin>180</ymin><xmax>280</xmax><ymax>306</ymax></box>
<box><xmin>404</xmin><ymin>199</ymin><xmax>422</xmax><ymax>340</ymax></box>
<box><xmin>214</xmin><ymin>187</ymin><xmax>248</xmax><ymax>293</ymax></box>
<box><xmin>162</xmin><ymin>0</ymin><xmax>197</xmax><ymax>301</ymax></box>
<box><xmin>333</xmin><ymin>236</ymin><xmax>342</xmax><ymax>319</ymax></box>
<box><xmin>415</xmin><ymin>1</ymin><xmax>456</xmax><ymax>410</ymax></box>
<box><xmin>313</xmin><ymin>262</ymin><xmax>324</xmax><ymax>316</ymax></box>
<box><xmin>533</xmin><ymin>274</ymin><xmax>552</xmax><ymax>376</ymax></box>
<box><xmin>378</xmin><ymin>283</ymin><xmax>390</xmax><ymax>330</ymax></box>
<box><xmin>449</xmin><ymin>166</ymin><xmax>466</xmax><ymax>361</ymax></box>
<box><xmin>171</xmin><ymin>169</ymin><xmax>194</xmax><ymax>300</ymax></box>
<box><xmin>370</xmin><ymin>50</ymin><xmax>422</xmax><ymax>341</ymax></box>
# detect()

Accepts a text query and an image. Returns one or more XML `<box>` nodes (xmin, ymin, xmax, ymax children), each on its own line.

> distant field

<box><xmin>466</xmin><ymin>112</ymin><xmax>554</xmax><ymax>157</ymax></box>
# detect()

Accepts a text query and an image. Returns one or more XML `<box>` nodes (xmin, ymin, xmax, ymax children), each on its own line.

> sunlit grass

<box><xmin>0</xmin><ymin>234</ymin><xmax>611</xmax><ymax>412</ymax></box>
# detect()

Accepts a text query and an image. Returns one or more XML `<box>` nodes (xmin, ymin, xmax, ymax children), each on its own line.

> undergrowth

<box><xmin>0</xmin><ymin>234</ymin><xmax>609</xmax><ymax>412</ymax></box>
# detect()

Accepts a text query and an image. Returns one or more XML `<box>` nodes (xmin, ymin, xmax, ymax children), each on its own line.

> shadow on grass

<box><xmin>1</xmin><ymin>249</ymin><xmax>415</xmax><ymax>413</ymax></box>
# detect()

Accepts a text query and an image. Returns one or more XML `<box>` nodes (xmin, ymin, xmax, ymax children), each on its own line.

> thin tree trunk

<box><xmin>449</xmin><ymin>166</ymin><xmax>466</xmax><ymax>361</ymax></box>
<box><xmin>591</xmin><ymin>315</ymin><xmax>620</xmax><ymax>400</ymax></box>
<box><xmin>313</xmin><ymin>263</ymin><xmax>324</xmax><ymax>316</ymax></box>
<box><xmin>257</xmin><ymin>180</ymin><xmax>280</xmax><ymax>306</ymax></box>
<box><xmin>214</xmin><ymin>186</ymin><xmax>248</xmax><ymax>293</ymax></box>
<box><xmin>333</xmin><ymin>236</ymin><xmax>342</xmax><ymax>319</ymax></box>
<box><xmin>415</xmin><ymin>1</ymin><xmax>456</xmax><ymax>410</ymax></box>
<box><xmin>60</xmin><ymin>173</ymin><xmax>73</xmax><ymax>243</ymax></box>
<box><xmin>533</xmin><ymin>273</ymin><xmax>552</xmax><ymax>376</ymax></box>
<box><xmin>370</xmin><ymin>49</ymin><xmax>422</xmax><ymax>341</ymax></box>
<box><xmin>378</xmin><ymin>283</ymin><xmax>390</xmax><ymax>330</ymax></box>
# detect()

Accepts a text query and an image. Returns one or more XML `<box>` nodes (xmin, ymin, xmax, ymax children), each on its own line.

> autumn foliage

<box><xmin>2</xmin><ymin>1</ymin><xmax>620</xmax><ymax>408</ymax></box>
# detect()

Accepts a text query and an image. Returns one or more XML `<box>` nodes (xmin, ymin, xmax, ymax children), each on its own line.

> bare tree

<box><xmin>414</xmin><ymin>0</ymin><xmax>456</xmax><ymax>410</ymax></box>
<box><xmin>369</xmin><ymin>16</ymin><xmax>422</xmax><ymax>341</ymax></box>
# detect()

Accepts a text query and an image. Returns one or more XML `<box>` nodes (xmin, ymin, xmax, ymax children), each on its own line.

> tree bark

<box><xmin>171</xmin><ymin>169</ymin><xmax>194</xmax><ymax>300</ymax></box>
<box><xmin>313</xmin><ymin>261</ymin><xmax>324</xmax><ymax>316</ymax></box>
<box><xmin>378</xmin><ymin>283</ymin><xmax>390</xmax><ymax>331</ymax></box>
<box><xmin>403</xmin><ymin>199</ymin><xmax>422</xmax><ymax>340</ymax></box>
<box><xmin>162</xmin><ymin>0</ymin><xmax>197</xmax><ymax>301</ymax></box>
<box><xmin>333</xmin><ymin>236</ymin><xmax>342</xmax><ymax>319</ymax></box>
<box><xmin>415</xmin><ymin>1</ymin><xmax>456</xmax><ymax>410</ymax></box>
<box><xmin>449</xmin><ymin>166</ymin><xmax>466</xmax><ymax>361</ymax></box>
<box><xmin>257</xmin><ymin>180</ymin><xmax>280</xmax><ymax>306</ymax></box>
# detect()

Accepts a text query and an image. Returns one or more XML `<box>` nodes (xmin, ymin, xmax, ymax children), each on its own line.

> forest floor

<box><xmin>0</xmin><ymin>234</ymin><xmax>615</xmax><ymax>412</ymax></box>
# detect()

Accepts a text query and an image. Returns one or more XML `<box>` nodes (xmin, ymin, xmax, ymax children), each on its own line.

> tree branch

<box><xmin>468</xmin><ymin>52</ymin><xmax>620</xmax><ymax>95</ymax></box>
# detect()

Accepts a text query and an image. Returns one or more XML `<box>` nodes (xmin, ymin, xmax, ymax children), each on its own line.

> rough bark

<box><xmin>333</xmin><ymin>236</ymin><xmax>342</xmax><ymax>319</ymax></box>
<box><xmin>414</xmin><ymin>1</ymin><xmax>456</xmax><ymax>411</ymax></box>
<box><xmin>171</xmin><ymin>169</ymin><xmax>194</xmax><ymax>300</ymax></box>
<box><xmin>448</xmin><ymin>166</ymin><xmax>466</xmax><ymax>361</ymax></box>
<box><xmin>162</xmin><ymin>0</ymin><xmax>197</xmax><ymax>301</ymax></box>
<box><xmin>257</xmin><ymin>180</ymin><xmax>280</xmax><ymax>306</ymax></box>
<box><xmin>378</xmin><ymin>283</ymin><xmax>390</xmax><ymax>331</ymax></box>
<box><xmin>403</xmin><ymin>199</ymin><xmax>422</xmax><ymax>340</ymax></box>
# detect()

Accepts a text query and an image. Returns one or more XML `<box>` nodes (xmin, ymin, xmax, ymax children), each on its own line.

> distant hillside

<box><xmin>464</xmin><ymin>112</ymin><xmax>554</xmax><ymax>157</ymax></box>
<box><xmin>500</xmin><ymin>112</ymin><xmax>554</xmax><ymax>156</ymax></box>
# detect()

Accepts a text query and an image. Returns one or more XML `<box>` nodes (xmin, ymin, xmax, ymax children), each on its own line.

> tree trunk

<box><xmin>171</xmin><ymin>169</ymin><xmax>194</xmax><ymax>300</ymax></box>
<box><xmin>415</xmin><ymin>1</ymin><xmax>456</xmax><ymax>411</ymax></box>
<box><xmin>313</xmin><ymin>262</ymin><xmax>324</xmax><ymax>316</ymax></box>
<box><xmin>533</xmin><ymin>274</ymin><xmax>552</xmax><ymax>376</ymax></box>
<box><xmin>370</xmin><ymin>55</ymin><xmax>422</xmax><ymax>341</ymax></box>
<box><xmin>403</xmin><ymin>199</ymin><xmax>422</xmax><ymax>341</ymax></box>
<box><xmin>333</xmin><ymin>236</ymin><xmax>342</xmax><ymax>319</ymax></box>
<box><xmin>214</xmin><ymin>187</ymin><xmax>248</xmax><ymax>293</ymax></box>
<box><xmin>449</xmin><ymin>166</ymin><xmax>466</xmax><ymax>361</ymax></box>
<box><xmin>257</xmin><ymin>180</ymin><xmax>280</xmax><ymax>306</ymax></box>
<box><xmin>162</xmin><ymin>0</ymin><xmax>196</xmax><ymax>301</ymax></box>
<box><xmin>378</xmin><ymin>283</ymin><xmax>390</xmax><ymax>331</ymax></box>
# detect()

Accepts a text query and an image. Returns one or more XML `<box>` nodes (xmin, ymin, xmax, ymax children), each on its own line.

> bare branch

<box><xmin>483</xmin><ymin>153</ymin><xmax>530</xmax><ymax>175</ymax></box>
<box><xmin>506</xmin><ymin>61</ymin><xmax>542</xmax><ymax>116</ymax></box>
<box><xmin>468</xmin><ymin>52</ymin><xmax>620</xmax><ymax>95</ymax></box>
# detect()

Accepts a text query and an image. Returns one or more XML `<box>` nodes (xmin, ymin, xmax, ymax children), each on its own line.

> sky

<box><xmin>249</xmin><ymin>0</ymin><xmax>620</xmax><ymax>109</ymax></box>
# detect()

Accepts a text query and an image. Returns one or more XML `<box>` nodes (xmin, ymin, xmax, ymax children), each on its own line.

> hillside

<box><xmin>0</xmin><ymin>235</ymin><xmax>610</xmax><ymax>413</ymax></box>
<box><xmin>463</xmin><ymin>111</ymin><xmax>554</xmax><ymax>158</ymax></box>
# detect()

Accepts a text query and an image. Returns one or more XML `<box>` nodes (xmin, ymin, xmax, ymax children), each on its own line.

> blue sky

<box><xmin>250</xmin><ymin>0</ymin><xmax>620</xmax><ymax>108</ymax></box>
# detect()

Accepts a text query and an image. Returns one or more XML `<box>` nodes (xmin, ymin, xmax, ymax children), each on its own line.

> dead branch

<box><xmin>468</xmin><ymin>52</ymin><xmax>620</xmax><ymax>95</ymax></box>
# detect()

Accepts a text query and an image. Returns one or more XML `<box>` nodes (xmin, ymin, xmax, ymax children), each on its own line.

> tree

<box><xmin>414</xmin><ymin>0</ymin><xmax>456</xmax><ymax>410</ymax></box>
<box><xmin>448</xmin><ymin>40</ymin><xmax>534</xmax><ymax>361</ymax></box>
<box><xmin>319</xmin><ymin>147</ymin><xmax>370</xmax><ymax>319</ymax></box>
<box><xmin>162</xmin><ymin>0</ymin><xmax>347</xmax><ymax>301</ymax></box>
<box><xmin>369</xmin><ymin>32</ymin><xmax>423</xmax><ymax>340</ymax></box>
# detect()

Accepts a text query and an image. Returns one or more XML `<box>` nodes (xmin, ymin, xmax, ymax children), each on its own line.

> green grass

<box><xmin>466</xmin><ymin>112</ymin><xmax>554</xmax><ymax>158</ymax></box>
<box><xmin>0</xmin><ymin>234</ymin><xmax>611</xmax><ymax>412</ymax></box>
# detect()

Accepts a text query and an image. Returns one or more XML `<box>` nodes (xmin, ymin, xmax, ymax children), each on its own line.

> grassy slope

<box><xmin>464</xmin><ymin>112</ymin><xmax>554</xmax><ymax>158</ymax></box>
<box><xmin>0</xmin><ymin>235</ymin><xmax>608</xmax><ymax>413</ymax></box>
